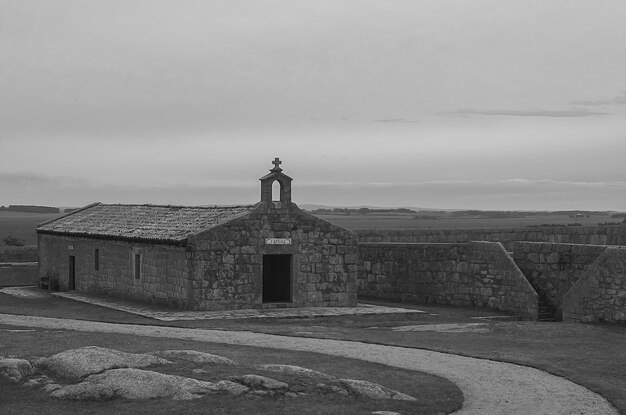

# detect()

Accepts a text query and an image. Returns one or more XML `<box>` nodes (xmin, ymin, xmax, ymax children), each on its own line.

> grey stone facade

<box><xmin>187</xmin><ymin>202</ymin><xmax>358</xmax><ymax>310</ymax></box>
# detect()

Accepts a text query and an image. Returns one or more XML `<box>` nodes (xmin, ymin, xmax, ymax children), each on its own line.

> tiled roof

<box><xmin>36</xmin><ymin>203</ymin><xmax>256</xmax><ymax>244</ymax></box>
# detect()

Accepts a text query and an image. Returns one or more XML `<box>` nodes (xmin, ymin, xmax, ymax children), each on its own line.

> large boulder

<box><xmin>35</xmin><ymin>346</ymin><xmax>169</xmax><ymax>378</ymax></box>
<box><xmin>151</xmin><ymin>350</ymin><xmax>235</xmax><ymax>365</ymax></box>
<box><xmin>257</xmin><ymin>364</ymin><xmax>333</xmax><ymax>380</ymax></box>
<box><xmin>50</xmin><ymin>382</ymin><xmax>115</xmax><ymax>401</ymax></box>
<box><xmin>329</xmin><ymin>379</ymin><xmax>416</xmax><ymax>401</ymax></box>
<box><xmin>230</xmin><ymin>374</ymin><xmax>289</xmax><ymax>390</ymax></box>
<box><xmin>0</xmin><ymin>358</ymin><xmax>34</xmax><ymax>382</ymax></box>
<box><xmin>52</xmin><ymin>368</ymin><xmax>248</xmax><ymax>400</ymax></box>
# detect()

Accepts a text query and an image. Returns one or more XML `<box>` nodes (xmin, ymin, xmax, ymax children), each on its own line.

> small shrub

<box><xmin>3</xmin><ymin>235</ymin><xmax>25</xmax><ymax>246</ymax></box>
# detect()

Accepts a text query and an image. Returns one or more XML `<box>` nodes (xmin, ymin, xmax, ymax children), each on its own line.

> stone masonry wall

<box><xmin>38</xmin><ymin>234</ymin><xmax>191</xmax><ymax>308</ymax></box>
<box><xmin>562</xmin><ymin>247</ymin><xmax>626</xmax><ymax>323</ymax></box>
<box><xmin>356</xmin><ymin>223</ymin><xmax>625</xmax><ymax>251</ymax></box>
<box><xmin>187</xmin><ymin>201</ymin><xmax>358</xmax><ymax>311</ymax></box>
<box><xmin>512</xmin><ymin>242</ymin><xmax>607</xmax><ymax>319</ymax></box>
<box><xmin>358</xmin><ymin>241</ymin><xmax>538</xmax><ymax>320</ymax></box>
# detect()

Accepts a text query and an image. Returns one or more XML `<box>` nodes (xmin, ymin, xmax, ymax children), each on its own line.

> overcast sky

<box><xmin>1</xmin><ymin>1</ymin><xmax>625</xmax><ymax>210</ymax></box>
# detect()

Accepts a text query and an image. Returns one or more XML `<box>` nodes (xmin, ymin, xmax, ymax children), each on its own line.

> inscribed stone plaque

<box><xmin>265</xmin><ymin>238</ymin><xmax>292</xmax><ymax>245</ymax></box>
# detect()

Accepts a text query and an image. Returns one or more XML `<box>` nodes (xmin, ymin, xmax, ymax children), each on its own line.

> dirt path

<box><xmin>0</xmin><ymin>313</ymin><xmax>617</xmax><ymax>415</ymax></box>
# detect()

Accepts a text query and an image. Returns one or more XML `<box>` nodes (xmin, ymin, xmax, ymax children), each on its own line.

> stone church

<box><xmin>37</xmin><ymin>159</ymin><xmax>358</xmax><ymax>310</ymax></box>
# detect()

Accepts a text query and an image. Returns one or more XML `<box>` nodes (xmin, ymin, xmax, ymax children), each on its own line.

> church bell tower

<box><xmin>259</xmin><ymin>157</ymin><xmax>293</xmax><ymax>203</ymax></box>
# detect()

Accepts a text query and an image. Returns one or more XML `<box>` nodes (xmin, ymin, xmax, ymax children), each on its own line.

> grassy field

<box><xmin>310</xmin><ymin>211</ymin><xmax>621</xmax><ymax>230</ymax></box>
<box><xmin>0</xmin><ymin>211</ymin><xmax>61</xmax><ymax>246</ymax></box>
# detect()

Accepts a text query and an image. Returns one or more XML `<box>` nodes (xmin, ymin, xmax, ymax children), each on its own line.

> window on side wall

<box><xmin>94</xmin><ymin>249</ymin><xmax>100</xmax><ymax>271</ymax></box>
<box><xmin>134</xmin><ymin>254</ymin><xmax>141</xmax><ymax>279</ymax></box>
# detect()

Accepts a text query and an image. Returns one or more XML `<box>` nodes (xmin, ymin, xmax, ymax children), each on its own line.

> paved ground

<box><xmin>0</xmin><ymin>313</ymin><xmax>618</xmax><ymax>415</ymax></box>
<box><xmin>47</xmin><ymin>289</ymin><xmax>425</xmax><ymax>321</ymax></box>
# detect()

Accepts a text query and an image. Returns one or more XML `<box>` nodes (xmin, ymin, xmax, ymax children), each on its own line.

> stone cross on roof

<box><xmin>271</xmin><ymin>157</ymin><xmax>283</xmax><ymax>172</ymax></box>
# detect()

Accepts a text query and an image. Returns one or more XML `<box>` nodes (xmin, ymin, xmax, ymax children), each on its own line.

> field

<box><xmin>0</xmin><ymin>211</ymin><xmax>62</xmax><ymax>246</ymax></box>
<box><xmin>309</xmin><ymin>210</ymin><xmax>622</xmax><ymax>230</ymax></box>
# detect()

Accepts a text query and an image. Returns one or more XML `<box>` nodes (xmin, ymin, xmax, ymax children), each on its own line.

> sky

<box><xmin>1</xmin><ymin>0</ymin><xmax>625</xmax><ymax>210</ymax></box>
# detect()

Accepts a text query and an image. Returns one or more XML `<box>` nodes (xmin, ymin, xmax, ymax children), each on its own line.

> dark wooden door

<box><xmin>68</xmin><ymin>255</ymin><xmax>75</xmax><ymax>290</ymax></box>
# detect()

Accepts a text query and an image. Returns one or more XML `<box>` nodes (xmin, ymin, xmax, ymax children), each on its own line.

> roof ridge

<box><xmin>98</xmin><ymin>203</ymin><xmax>256</xmax><ymax>209</ymax></box>
<box><xmin>37</xmin><ymin>202</ymin><xmax>102</xmax><ymax>227</ymax></box>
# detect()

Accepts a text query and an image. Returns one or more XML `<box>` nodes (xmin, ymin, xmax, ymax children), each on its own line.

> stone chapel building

<box><xmin>37</xmin><ymin>159</ymin><xmax>358</xmax><ymax>310</ymax></box>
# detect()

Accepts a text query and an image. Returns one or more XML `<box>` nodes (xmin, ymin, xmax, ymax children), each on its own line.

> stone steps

<box><xmin>537</xmin><ymin>297</ymin><xmax>558</xmax><ymax>322</ymax></box>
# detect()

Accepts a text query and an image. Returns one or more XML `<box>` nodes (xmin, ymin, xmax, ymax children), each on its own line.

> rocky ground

<box><xmin>1</xmin><ymin>345</ymin><xmax>416</xmax><ymax>415</ymax></box>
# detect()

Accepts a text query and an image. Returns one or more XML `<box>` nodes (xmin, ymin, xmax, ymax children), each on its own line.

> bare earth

<box><xmin>0</xmin><ymin>313</ymin><xmax>617</xmax><ymax>415</ymax></box>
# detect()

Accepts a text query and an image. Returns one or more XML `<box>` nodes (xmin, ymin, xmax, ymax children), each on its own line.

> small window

<box><xmin>134</xmin><ymin>254</ymin><xmax>141</xmax><ymax>279</ymax></box>
<box><xmin>94</xmin><ymin>249</ymin><xmax>100</xmax><ymax>271</ymax></box>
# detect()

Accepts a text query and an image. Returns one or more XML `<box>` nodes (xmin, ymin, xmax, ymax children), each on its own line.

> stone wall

<box><xmin>188</xmin><ymin>201</ymin><xmax>358</xmax><ymax>310</ymax></box>
<box><xmin>562</xmin><ymin>247</ymin><xmax>626</xmax><ymax>323</ymax></box>
<box><xmin>0</xmin><ymin>246</ymin><xmax>38</xmax><ymax>263</ymax></box>
<box><xmin>356</xmin><ymin>223</ymin><xmax>625</xmax><ymax>250</ymax></box>
<box><xmin>511</xmin><ymin>242</ymin><xmax>607</xmax><ymax>318</ymax></box>
<box><xmin>358</xmin><ymin>241</ymin><xmax>538</xmax><ymax>320</ymax></box>
<box><xmin>38</xmin><ymin>234</ymin><xmax>191</xmax><ymax>308</ymax></box>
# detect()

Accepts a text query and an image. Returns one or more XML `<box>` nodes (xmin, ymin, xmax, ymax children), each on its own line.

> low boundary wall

<box><xmin>358</xmin><ymin>241</ymin><xmax>538</xmax><ymax>320</ymax></box>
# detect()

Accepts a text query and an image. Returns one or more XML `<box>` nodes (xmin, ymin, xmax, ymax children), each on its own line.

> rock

<box><xmin>42</xmin><ymin>383</ymin><xmax>63</xmax><ymax>393</ymax></box>
<box><xmin>35</xmin><ymin>346</ymin><xmax>169</xmax><ymax>378</ymax></box>
<box><xmin>213</xmin><ymin>380</ymin><xmax>249</xmax><ymax>395</ymax></box>
<box><xmin>23</xmin><ymin>375</ymin><xmax>53</xmax><ymax>388</ymax></box>
<box><xmin>231</xmin><ymin>374</ymin><xmax>289</xmax><ymax>390</ymax></box>
<box><xmin>51</xmin><ymin>368</ymin><xmax>247</xmax><ymax>401</ymax></box>
<box><xmin>332</xmin><ymin>379</ymin><xmax>416</xmax><ymax>401</ymax></box>
<box><xmin>257</xmin><ymin>364</ymin><xmax>333</xmax><ymax>380</ymax></box>
<box><xmin>51</xmin><ymin>383</ymin><xmax>115</xmax><ymax>401</ymax></box>
<box><xmin>151</xmin><ymin>350</ymin><xmax>235</xmax><ymax>365</ymax></box>
<box><xmin>87</xmin><ymin>368</ymin><xmax>215</xmax><ymax>400</ymax></box>
<box><xmin>0</xmin><ymin>358</ymin><xmax>34</xmax><ymax>382</ymax></box>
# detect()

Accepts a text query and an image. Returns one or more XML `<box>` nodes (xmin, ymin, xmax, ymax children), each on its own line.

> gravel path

<box><xmin>0</xmin><ymin>313</ymin><xmax>617</xmax><ymax>415</ymax></box>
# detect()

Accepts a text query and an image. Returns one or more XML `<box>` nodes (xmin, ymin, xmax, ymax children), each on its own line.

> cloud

<box><xmin>571</xmin><ymin>90</ymin><xmax>626</xmax><ymax>106</ymax></box>
<box><xmin>374</xmin><ymin>118</ymin><xmax>419</xmax><ymax>124</ymax></box>
<box><xmin>0</xmin><ymin>172</ymin><xmax>70</xmax><ymax>188</ymax></box>
<box><xmin>442</xmin><ymin>108</ymin><xmax>609</xmax><ymax>118</ymax></box>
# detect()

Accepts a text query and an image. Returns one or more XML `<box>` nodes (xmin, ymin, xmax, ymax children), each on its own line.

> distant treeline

<box><xmin>312</xmin><ymin>207</ymin><xmax>417</xmax><ymax>215</ymax></box>
<box><xmin>449</xmin><ymin>210</ymin><xmax>610</xmax><ymax>219</ymax></box>
<box><xmin>0</xmin><ymin>205</ymin><xmax>60</xmax><ymax>214</ymax></box>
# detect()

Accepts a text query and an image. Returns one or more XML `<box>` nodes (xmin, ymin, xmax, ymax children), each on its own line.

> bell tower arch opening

<box><xmin>272</xmin><ymin>180</ymin><xmax>281</xmax><ymax>201</ymax></box>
